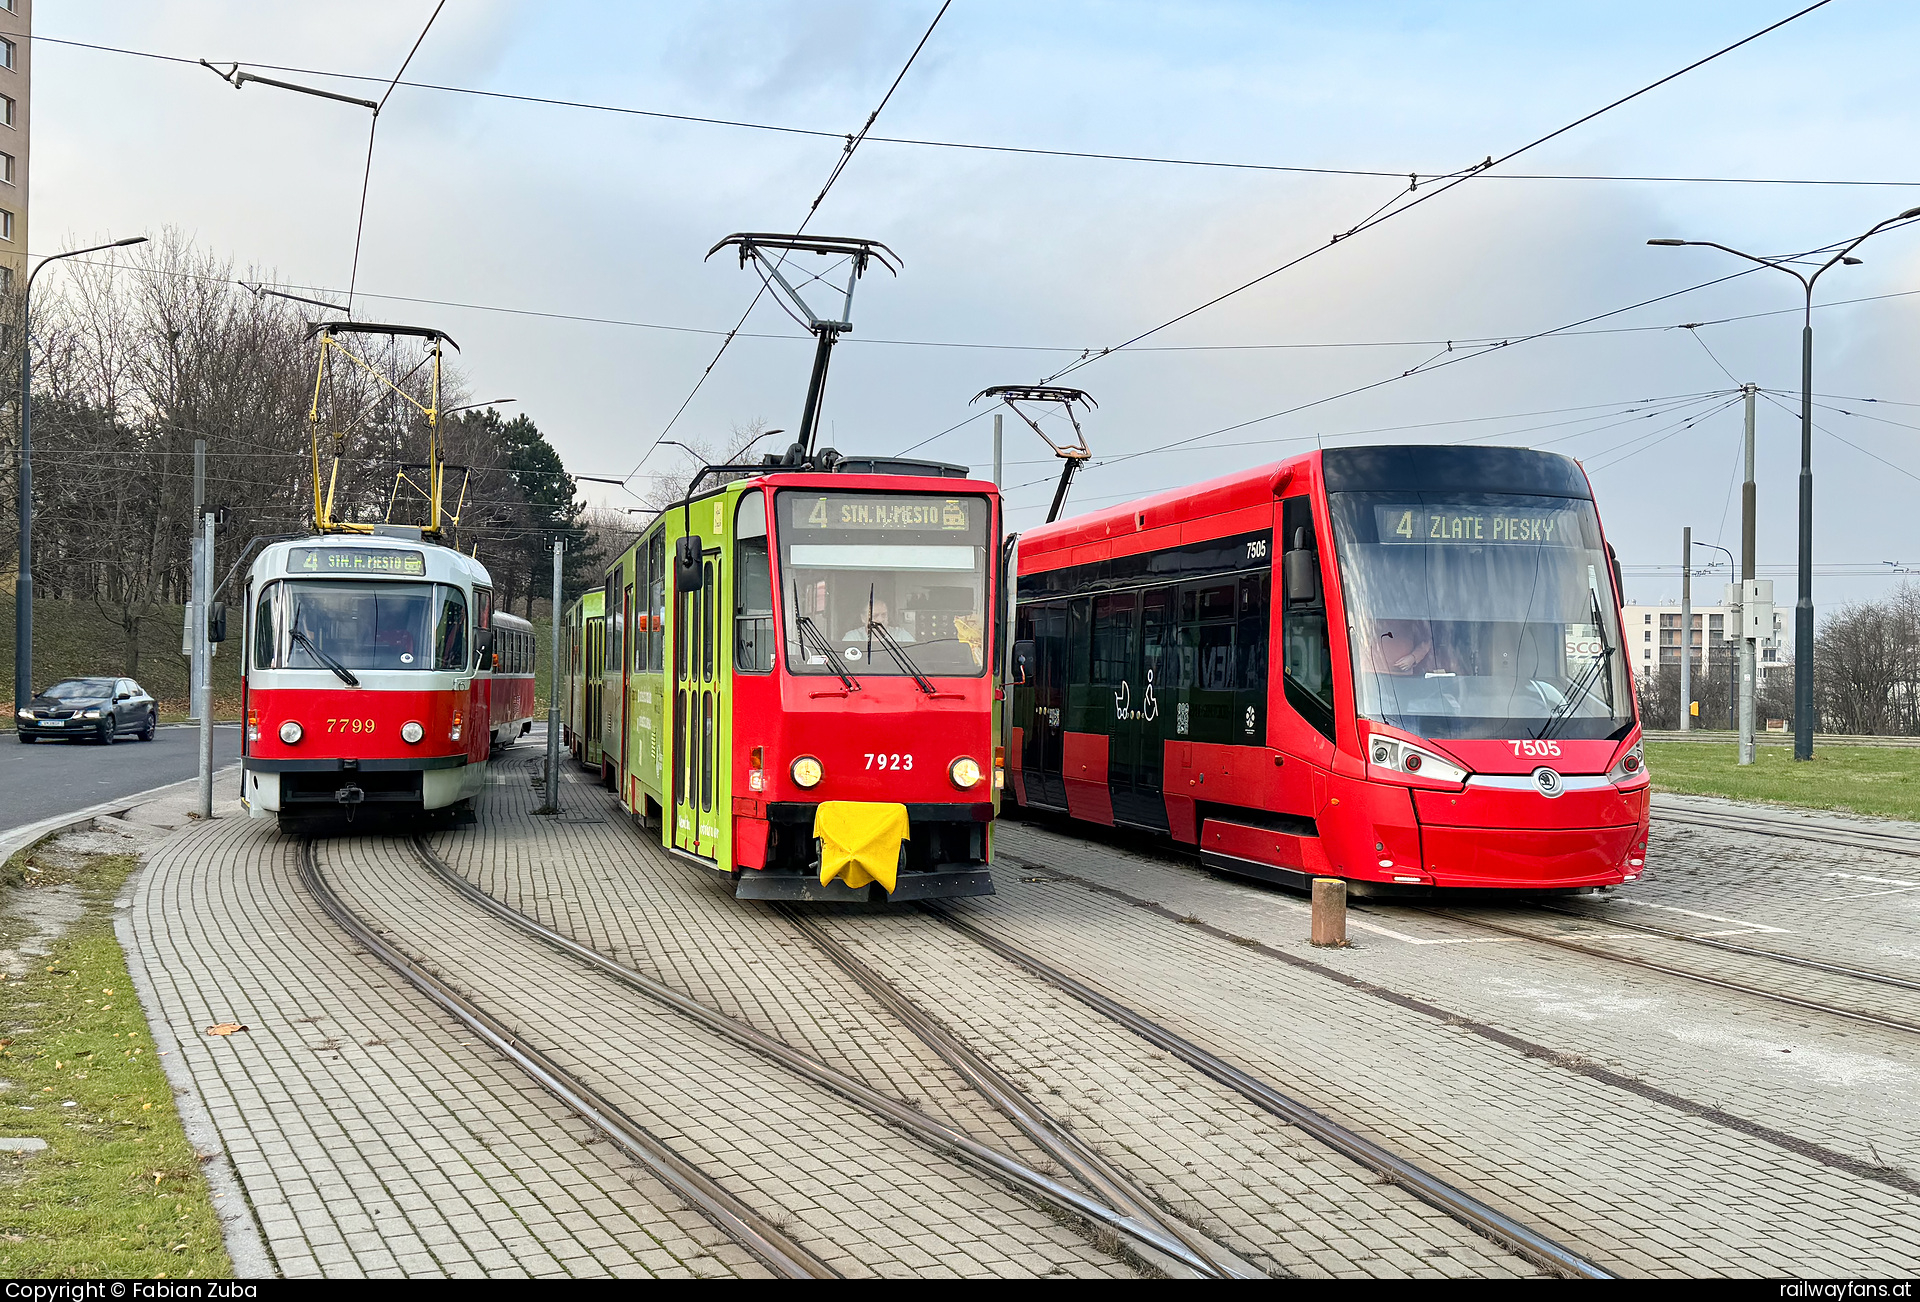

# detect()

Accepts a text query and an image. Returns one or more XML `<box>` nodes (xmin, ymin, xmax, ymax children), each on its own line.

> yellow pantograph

<box><xmin>813</xmin><ymin>801</ymin><xmax>909</xmax><ymax>893</ymax></box>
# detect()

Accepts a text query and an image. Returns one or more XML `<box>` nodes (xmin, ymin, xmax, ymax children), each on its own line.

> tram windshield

<box><xmin>1327</xmin><ymin>493</ymin><xmax>1632</xmax><ymax>740</ymax></box>
<box><xmin>775</xmin><ymin>490</ymin><xmax>991</xmax><ymax>677</ymax></box>
<box><xmin>254</xmin><ymin>580</ymin><xmax>470</xmax><ymax>672</ymax></box>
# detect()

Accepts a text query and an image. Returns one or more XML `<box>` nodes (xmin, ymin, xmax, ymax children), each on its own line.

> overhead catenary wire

<box><xmin>345</xmin><ymin>1</ymin><xmax>448</xmax><ymax>314</ymax></box>
<box><xmin>38</xmin><ymin>28</ymin><xmax>1920</xmax><ymax>190</ymax></box>
<box><xmin>1034</xmin><ymin>0</ymin><xmax>1841</xmax><ymax>386</ymax></box>
<box><xmin>621</xmin><ymin>1</ymin><xmax>951</xmax><ymax>484</ymax></box>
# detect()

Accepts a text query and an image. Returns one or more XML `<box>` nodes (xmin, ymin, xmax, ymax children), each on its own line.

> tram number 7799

<box><xmin>865</xmin><ymin>753</ymin><xmax>915</xmax><ymax>771</ymax></box>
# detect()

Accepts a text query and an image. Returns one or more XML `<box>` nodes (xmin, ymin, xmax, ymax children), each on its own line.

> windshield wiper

<box><xmin>868</xmin><ymin>621</ymin><xmax>938</xmax><ymax>696</ymax></box>
<box><xmin>1537</xmin><ymin>588</ymin><xmax>1613</xmax><ymax>741</ymax></box>
<box><xmin>291</xmin><ymin>626</ymin><xmax>360</xmax><ymax>687</ymax></box>
<box><xmin>794</xmin><ymin>614</ymin><xmax>859</xmax><ymax>691</ymax></box>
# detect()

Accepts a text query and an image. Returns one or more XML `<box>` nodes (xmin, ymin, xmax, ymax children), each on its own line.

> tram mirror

<box><xmin>1284</xmin><ymin>548</ymin><xmax>1319</xmax><ymax>605</ymax></box>
<box><xmin>475</xmin><ymin>628</ymin><xmax>495</xmax><ymax>660</ymax></box>
<box><xmin>675</xmin><ymin>536</ymin><xmax>705</xmax><ymax>592</ymax></box>
<box><xmin>1011</xmin><ymin>640</ymin><xmax>1036</xmax><ymax>685</ymax></box>
<box><xmin>206</xmin><ymin>601</ymin><xmax>228</xmax><ymax>644</ymax></box>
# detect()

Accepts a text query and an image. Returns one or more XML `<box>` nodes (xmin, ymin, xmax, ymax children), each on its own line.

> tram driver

<box><xmin>1359</xmin><ymin>617</ymin><xmax>1461</xmax><ymax>716</ymax></box>
<box><xmin>840</xmin><ymin>593</ymin><xmax>915</xmax><ymax>644</ymax></box>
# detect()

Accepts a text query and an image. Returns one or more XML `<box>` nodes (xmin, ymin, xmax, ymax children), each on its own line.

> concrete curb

<box><xmin>1</xmin><ymin>766</ymin><xmax>275</xmax><ymax>1276</ymax></box>
<box><xmin>0</xmin><ymin>765</ymin><xmax>244</xmax><ymax>868</ymax></box>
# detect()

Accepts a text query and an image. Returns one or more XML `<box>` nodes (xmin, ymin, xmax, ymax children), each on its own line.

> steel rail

<box><xmin>399</xmin><ymin>838</ymin><xmax>1208</xmax><ymax>1274</ymax></box>
<box><xmin>927</xmin><ymin>904</ymin><xmax>1614</xmax><ymax>1281</ymax></box>
<box><xmin>295</xmin><ymin>839</ymin><xmax>835</xmax><ymax>1279</ymax></box>
<box><xmin>778</xmin><ymin>906</ymin><xmax>1259</xmax><ymax>1280</ymax></box>
<box><xmin>1410</xmin><ymin>907</ymin><xmax>1920</xmax><ymax>1037</ymax></box>
<box><xmin>1656</xmin><ymin>807</ymin><xmax>1920</xmax><ymax>857</ymax></box>
<box><xmin>1531</xmin><ymin>902</ymin><xmax>1920</xmax><ymax>993</ymax></box>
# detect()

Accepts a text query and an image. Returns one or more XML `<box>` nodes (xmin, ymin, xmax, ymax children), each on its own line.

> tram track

<box><xmin>919</xmin><ymin>888</ymin><xmax>1612</xmax><ymax>1280</ymax></box>
<box><xmin>1654</xmin><ymin>803</ymin><xmax>1920</xmax><ymax>858</ymax></box>
<box><xmin>390</xmin><ymin>836</ymin><xmax>1224</xmax><ymax>1277</ymax></box>
<box><xmin>1392</xmin><ymin>905</ymin><xmax>1920</xmax><ymax>1038</ymax></box>
<box><xmin>777</xmin><ymin>906</ymin><xmax>1259</xmax><ymax>1279</ymax></box>
<box><xmin>294</xmin><ymin>838</ymin><xmax>834</xmax><ymax>1280</ymax></box>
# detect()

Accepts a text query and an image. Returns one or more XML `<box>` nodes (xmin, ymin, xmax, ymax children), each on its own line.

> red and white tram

<box><xmin>240</xmin><ymin>529</ymin><xmax>498</xmax><ymax>827</ymax></box>
<box><xmin>488</xmin><ymin>610</ymin><xmax>537</xmax><ymax>748</ymax></box>
<box><xmin>1006</xmin><ymin>445</ymin><xmax>1651</xmax><ymax>892</ymax></box>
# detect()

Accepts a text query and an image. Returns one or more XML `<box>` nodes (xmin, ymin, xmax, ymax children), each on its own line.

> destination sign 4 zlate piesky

<box><xmin>1373</xmin><ymin>505</ymin><xmax>1583</xmax><ymax>546</ymax></box>
<box><xmin>790</xmin><ymin>495</ymin><xmax>974</xmax><ymax>531</ymax></box>
<box><xmin>287</xmin><ymin>546</ymin><xmax>428</xmax><ymax>576</ymax></box>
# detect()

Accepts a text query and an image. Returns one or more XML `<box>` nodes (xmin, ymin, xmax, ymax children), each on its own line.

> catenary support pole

<box><xmin>993</xmin><ymin>413</ymin><xmax>1002</xmax><ymax>491</ymax></box>
<box><xmin>542</xmin><ymin>537</ymin><xmax>563</xmax><ymax>815</ymax></box>
<box><xmin>197</xmin><ymin>511</ymin><xmax>214</xmax><ymax>819</ymax></box>
<box><xmin>1680</xmin><ymin>527</ymin><xmax>1692</xmax><ymax>732</ymax></box>
<box><xmin>1795</xmin><ymin>323</ymin><xmax>1815</xmax><ymax>760</ymax></box>
<box><xmin>1740</xmin><ymin>385</ymin><xmax>1757</xmax><ymax>765</ymax></box>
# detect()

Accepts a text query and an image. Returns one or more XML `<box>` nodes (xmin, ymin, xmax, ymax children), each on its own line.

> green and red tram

<box><xmin>560</xmin><ymin>587</ymin><xmax>607</xmax><ymax>774</ymax></box>
<box><xmin>1006</xmin><ymin>445</ymin><xmax>1650</xmax><ymax>892</ymax></box>
<box><xmin>599</xmin><ymin>458</ymin><xmax>1002</xmax><ymax>901</ymax></box>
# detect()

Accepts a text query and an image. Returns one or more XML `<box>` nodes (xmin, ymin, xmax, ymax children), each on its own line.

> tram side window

<box><xmin>647</xmin><ymin>531</ymin><xmax>667</xmax><ymax>672</ymax></box>
<box><xmin>635</xmin><ymin>541</ymin><xmax>652</xmax><ymax>674</ymax></box>
<box><xmin>253</xmin><ymin>585</ymin><xmax>274</xmax><ymax>671</ymax></box>
<box><xmin>1281</xmin><ymin>495</ymin><xmax>1337</xmax><ymax>741</ymax></box>
<box><xmin>735</xmin><ymin>491</ymin><xmax>775</xmax><ymax>673</ymax></box>
<box><xmin>1090</xmin><ymin>593</ymin><xmax>1136</xmax><ymax>684</ymax></box>
<box><xmin>434</xmin><ymin>588</ymin><xmax>469</xmax><ymax>671</ymax></box>
<box><xmin>1193</xmin><ymin>582</ymin><xmax>1236</xmax><ymax>691</ymax></box>
<box><xmin>604</xmin><ymin>573</ymin><xmax>622</xmax><ymax>676</ymax></box>
<box><xmin>1068</xmin><ymin>598</ymin><xmax>1092</xmax><ymax>684</ymax></box>
<box><xmin>1142</xmin><ymin>588</ymin><xmax>1178</xmax><ymax>691</ymax></box>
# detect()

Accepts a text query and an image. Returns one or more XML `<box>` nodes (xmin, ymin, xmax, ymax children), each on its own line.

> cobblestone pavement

<box><xmin>430</xmin><ymin>756</ymin><xmax>1046</xmax><ymax>1168</ymax></box>
<box><xmin>315</xmin><ymin>829</ymin><xmax>1137</xmax><ymax>1279</ymax></box>
<box><xmin>433</xmin><ymin>761</ymin><xmax>1537</xmax><ymax>1278</ymax></box>
<box><xmin>986</xmin><ymin>815</ymin><xmax>1920</xmax><ymax>1277</ymax></box>
<box><xmin>129</xmin><ymin>798</ymin><xmax>766</xmax><ymax>1278</ymax></box>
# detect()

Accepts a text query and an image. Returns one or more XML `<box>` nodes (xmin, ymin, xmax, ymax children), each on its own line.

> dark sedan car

<box><xmin>16</xmin><ymin>677</ymin><xmax>158</xmax><ymax>744</ymax></box>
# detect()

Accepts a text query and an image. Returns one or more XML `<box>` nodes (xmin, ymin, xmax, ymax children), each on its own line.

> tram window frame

<box><xmin>701</xmin><ymin>558</ymin><xmax>716</xmax><ymax>681</ymax></box>
<box><xmin>1280</xmin><ymin>495</ymin><xmax>1337</xmax><ymax>741</ymax></box>
<box><xmin>1142</xmin><ymin>587</ymin><xmax>1177</xmax><ymax>692</ymax></box>
<box><xmin>1068</xmin><ymin>597</ymin><xmax>1092</xmax><ymax>685</ymax></box>
<box><xmin>734</xmin><ymin>491</ymin><xmax>775</xmax><ymax>674</ymax></box>
<box><xmin>604</xmin><ymin>574</ymin><xmax>621</xmax><ymax>676</ymax></box>
<box><xmin>647</xmin><ymin>531</ymin><xmax>667</xmax><ymax>672</ymax></box>
<box><xmin>1090</xmin><ymin>592</ymin><xmax>1137</xmax><ymax>685</ymax></box>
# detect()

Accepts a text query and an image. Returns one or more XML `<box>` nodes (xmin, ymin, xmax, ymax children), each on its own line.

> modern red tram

<box><xmin>488</xmin><ymin>610</ymin><xmax>537</xmax><ymax>748</ymax></box>
<box><xmin>1005</xmin><ymin>445</ymin><xmax>1651</xmax><ymax>892</ymax></box>
<box><xmin>239</xmin><ymin>529</ymin><xmax>499</xmax><ymax>826</ymax></box>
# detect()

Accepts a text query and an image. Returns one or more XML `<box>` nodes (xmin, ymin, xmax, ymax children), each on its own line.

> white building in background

<box><xmin>1619</xmin><ymin>602</ymin><xmax>1788</xmax><ymax>683</ymax></box>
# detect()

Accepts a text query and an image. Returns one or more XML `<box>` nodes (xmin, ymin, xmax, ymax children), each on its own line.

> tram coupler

<box><xmin>335</xmin><ymin>784</ymin><xmax>367</xmax><ymax>823</ymax></box>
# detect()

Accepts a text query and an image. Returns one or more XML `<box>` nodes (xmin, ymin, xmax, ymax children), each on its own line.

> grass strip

<box><xmin>1648</xmin><ymin>740</ymin><xmax>1920</xmax><ymax>823</ymax></box>
<box><xmin>0</xmin><ymin>847</ymin><xmax>233</xmax><ymax>1278</ymax></box>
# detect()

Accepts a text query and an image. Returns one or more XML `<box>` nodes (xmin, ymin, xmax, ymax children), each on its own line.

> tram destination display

<box><xmin>789</xmin><ymin>495</ymin><xmax>974</xmax><ymax>532</ymax></box>
<box><xmin>287</xmin><ymin>546</ymin><xmax>428</xmax><ymax>576</ymax></box>
<box><xmin>1373</xmin><ymin>504</ymin><xmax>1583</xmax><ymax>546</ymax></box>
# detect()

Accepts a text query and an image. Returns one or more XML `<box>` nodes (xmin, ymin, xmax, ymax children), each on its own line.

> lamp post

<box><xmin>1650</xmin><ymin>207</ymin><xmax>1920</xmax><ymax>761</ymax></box>
<box><xmin>14</xmin><ymin>237</ymin><xmax>148</xmax><ymax>713</ymax></box>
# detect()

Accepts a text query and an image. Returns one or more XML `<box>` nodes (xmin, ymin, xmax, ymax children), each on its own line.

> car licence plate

<box><xmin>41</xmin><ymin>719</ymin><xmax>64</xmax><ymax>727</ymax></box>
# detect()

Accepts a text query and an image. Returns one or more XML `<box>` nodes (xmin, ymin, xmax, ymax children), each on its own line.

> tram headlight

<box><xmin>401</xmin><ymin>720</ymin><xmax>425</xmax><ymax>745</ymax></box>
<box><xmin>1366</xmin><ymin>734</ymin><xmax>1467</xmax><ymax>784</ymax></box>
<box><xmin>1607</xmin><ymin>741</ymin><xmax>1646</xmax><ymax>784</ymax></box>
<box><xmin>790</xmin><ymin>755</ymin><xmax>824</xmax><ymax>789</ymax></box>
<box><xmin>278</xmin><ymin>720</ymin><xmax>303</xmax><ymax>745</ymax></box>
<box><xmin>949</xmin><ymin>757</ymin><xmax>984</xmax><ymax>790</ymax></box>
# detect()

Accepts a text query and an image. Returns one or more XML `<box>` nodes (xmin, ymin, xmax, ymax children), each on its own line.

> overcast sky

<box><xmin>31</xmin><ymin>0</ymin><xmax>1920</xmax><ymax>605</ymax></box>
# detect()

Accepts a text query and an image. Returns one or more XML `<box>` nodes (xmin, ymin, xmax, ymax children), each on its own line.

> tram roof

<box><xmin>1018</xmin><ymin>444</ymin><xmax>1590</xmax><ymax>568</ymax></box>
<box><xmin>253</xmin><ymin>531</ymin><xmax>495</xmax><ymax>588</ymax></box>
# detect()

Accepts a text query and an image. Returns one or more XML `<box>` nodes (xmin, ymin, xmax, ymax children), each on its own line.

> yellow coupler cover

<box><xmin>814</xmin><ymin>801</ymin><xmax>909</xmax><ymax>893</ymax></box>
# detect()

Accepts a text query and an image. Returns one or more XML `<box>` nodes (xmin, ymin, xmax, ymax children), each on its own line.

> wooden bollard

<box><xmin>1310</xmin><ymin>877</ymin><xmax>1348</xmax><ymax>947</ymax></box>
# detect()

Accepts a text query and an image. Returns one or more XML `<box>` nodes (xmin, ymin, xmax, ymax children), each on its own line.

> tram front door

<box><xmin>673</xmin><ymin>549</ymin><xmax>721</xmax><ymax>861</ymax></box>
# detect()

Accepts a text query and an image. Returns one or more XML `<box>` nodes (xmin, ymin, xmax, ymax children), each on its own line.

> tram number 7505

<box><xmin>1508</xmin><ymin>739</ymin><xmax>1561</xmax><ymax>757</ymax></box>
<box><xmin>864</xmin><ymin>753</ymin><xmax>914</xmax><ymax>771</ymax></box>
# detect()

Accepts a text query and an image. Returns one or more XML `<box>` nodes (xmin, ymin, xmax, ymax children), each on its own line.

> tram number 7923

<box><xmin>864</xmin><ymin>753</ymin><xmax>914</xmax><ymax>771</ymax></box>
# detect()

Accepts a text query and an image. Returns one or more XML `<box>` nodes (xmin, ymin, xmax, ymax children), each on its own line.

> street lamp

<box><xmin>14</xmin><ymin>236</ymin><xmax>148</xmax><ymax>714</ymax></box>
<box><xmin>1650</xmin><ymin>206</ymin><xmax>1920</xmax><ymax>761</ymax></box>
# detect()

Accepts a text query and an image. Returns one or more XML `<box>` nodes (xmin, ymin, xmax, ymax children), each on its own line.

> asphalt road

<box><xmin>0</xmin><ymin>723</ymin><xmax>243</xmax><ymax>832</ymax></box>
